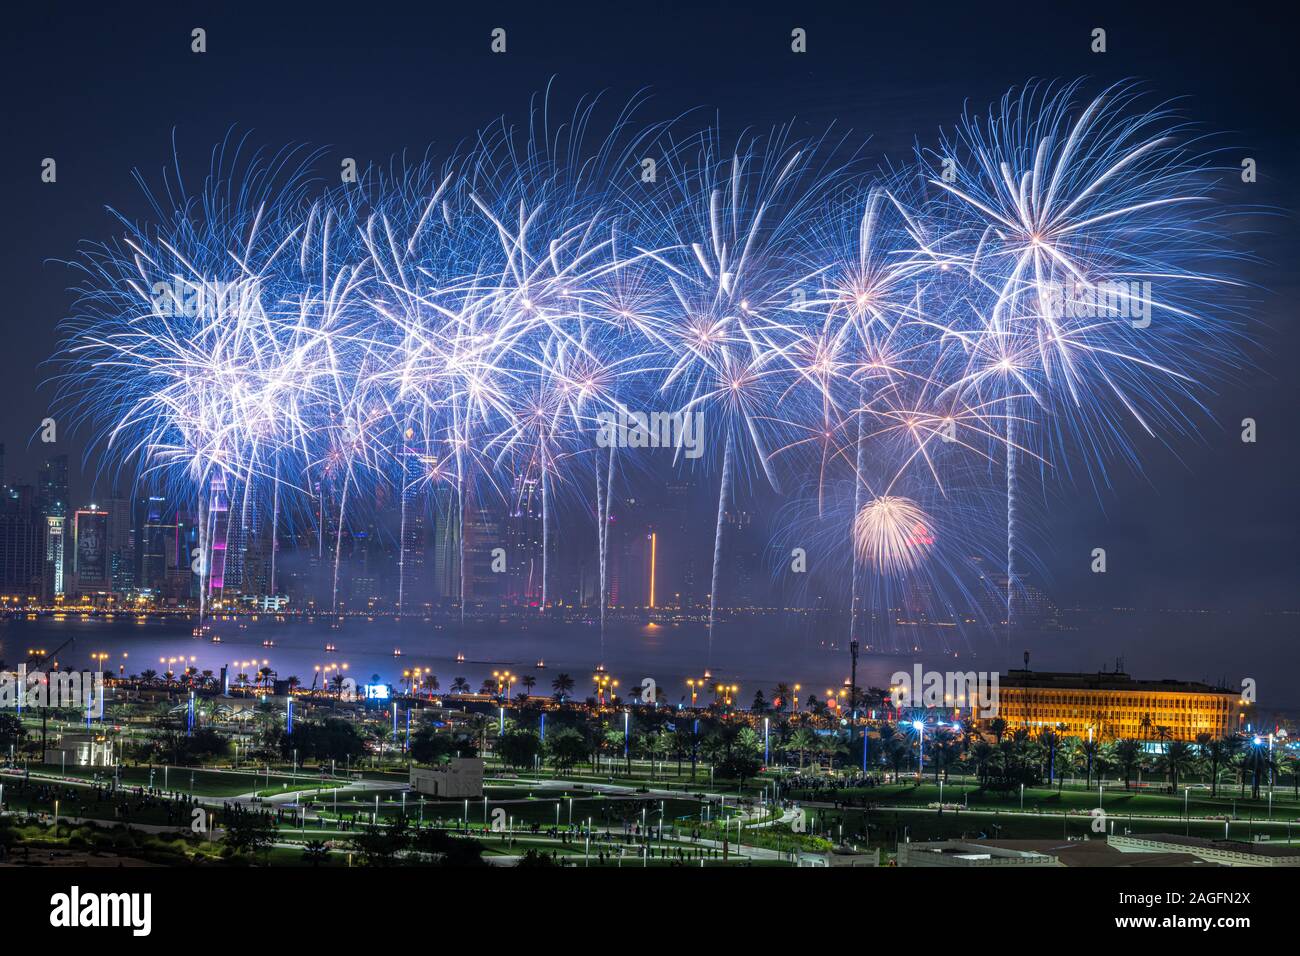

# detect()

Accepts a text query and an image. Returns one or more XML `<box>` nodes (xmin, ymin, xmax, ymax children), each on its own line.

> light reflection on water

<box><xmin>0</xmin><ymin>614</ymin><xmax>979</xmax><ymax>705</ymax></box>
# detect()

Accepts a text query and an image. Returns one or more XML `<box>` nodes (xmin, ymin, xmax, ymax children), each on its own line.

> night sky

<box><xmin>3</xmin><ymin>1</ymin><xmax>1296</xmax><ymax>620</ymax></box>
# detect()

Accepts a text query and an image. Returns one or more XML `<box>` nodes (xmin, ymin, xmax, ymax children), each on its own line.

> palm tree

<box><xmin>520</xmin><ymin>675</ymin><xmax>537</xmax><ymax>698</ymax></box>
<box><xmin>988</xmin><ymin>717</ymin><xmax>1007</xmax><ymax>744</ymax></box>
<box><xmin>1096</xmin><ymin>741</ymin><xmax>1117</xmax><ymax>785</ymax></box>
<box><xmin>1162</xmin><ymin>740</ymin><xmax>1199</xmax><ymax>794</ymax></box>
<box><xmin>1138</xmin><ymin>713</ymin><xmax>1153</xmax><ymax>742</ymax></box>
<box><xmin>647</xmin><ymin>733</ymin><xmax>672</xmax><ymax>779</ymax></box>
<box><xmin>787</xmin><ymin>728</ymin><xmax>818</xmax><ymax>770</ymax></box>
<box><xmin>551</xmin><ymin>673</ymin><xmax>575</xmax><ymax>703</ymax></box>
<box><xmin>875</xmin><ymin>722</ymin><xmax>900</xmax><ymax>776</ymax></box>
<box><xmin>1200</xmin><ymin>734</ymin><xmax>1241</xmax><ymax>798</ymax></box>
<box><xmin>1114</xmin><ymin>739</ymin><xmax>1142</xmax><ymax>790</ymax></box>
<box><xmin>1054</xmin><ymin>744</ymin><xmax>1076</xmax><ymax>793</ymax></box>
<box><xmin>928</xmin><ymin>731</ymin><xmax>955</xmax><ymax>784</ymax></box>
<box><xmin>371</xmin><ymin>724</ymin><xmax>391</xmax><ymax>765</ymax></box>
<box><xmin>450</xmin><ymin>677</ymin><xmax>470</xmax><ymax>695</ymax></box>
<box><xmin>301</xmin><ymin>839</ymin><xmax>330</xmax><ymax>866</ymax></box>
<box><xmin>1039</xmin><ymin>729</ymin><xmax>1061</xmax><ymax>785</ymax></box>
<box><xmin>772</xmin><ymin>683</ymin><xmax>791</xmax><ymax>715</ymax></box>
<box><xmin>970</xmin><ymin>740</ymin><xmax>995</xmax><ymax>788</ymax></box>
<box><xmin>1077</xmin><ymin>738</ymin><xmax>1100</xmax><ymax>787</ymax></box>
<box><xmin>467</xmin><ymin>714</ymin><xmax>494</xmax><ymax>760</ymax></box>
<box><xmin>1240</xmin><ymin>740</ymin><xmax>1274</xmax><ymax>800</ymax></box>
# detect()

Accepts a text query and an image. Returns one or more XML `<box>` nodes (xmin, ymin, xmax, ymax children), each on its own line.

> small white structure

<box><xmin>798</xmin><ymin>846</ymin><xmax>880</xmax><ymax>867</ymax></box>
<box><xmin>410</xmin><ymin>757</ymin><xmax>484</xmax><ymax>798</ymax></box>
<box><xmin>897</xmin><ymin>840</ymin><xmax>1058</xmax><ymax>867</ymax></box>
<box><xmin>44</xmin><ymin>732</ymin><xmax>116</xmax><ymax>768</ymax></box>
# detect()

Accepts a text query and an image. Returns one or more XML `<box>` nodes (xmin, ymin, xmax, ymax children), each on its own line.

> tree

<box><xmin>671</xmin><ymin>726</ymin><xmax>696</xmax><ymax>778</ymax></box>
<box><xmin>1240</xmin><ymin>740</ymin><xmax>1273</xmax><ymax>800</ymax></box>
<box><xmin>281</xmin><ymin>718</ymin><xmax>366</xmax><ymax>764</ymax></box>
<box><xmin>148</xmin><ymin>721</ymin><xmax>230</xmax><ymax>766</ymax></box>
<box><xmin>515</xmin><ymin>848</ymin><xmax>560</xmax><ymax>867</ymax></box>
<box><xmin>646</xmin><ymin>732</ymin><xmax>672</xmax><ymax>779</ymax></box>
<box><xmin>602</xmin><ymin>728</ymin><xmax>626</xmax><ymax>771</ymax></box>
<box><xmin>970</xmin><ymin>740</ymin><xmax>996</xmax><ymax>787</ymax></box>
<box><xmin>547</xmin><ymin>728</ymin><xmax>588</xmax><ymax>775</ymax></box>
<box><xmin>988</xmin><ymin>718</ymin><xmax>1007</xmax><ymax>743</ymax></box>
<box><xmin>1054</xmin><ymin>743</ymin><xmax>1077</xmax><ymax>793</ymax></box>
<box><xmin>551</xmin><ymin>673</ymin><xmax>576</xmax><ymax>703</ymax></box>
<box><xmin>1039</xmin><ymin>729</ymin><xmax>1061</xmax><ymax>784</ymax></box>
<box><xmin>736</xmin><ymin>727</ymin><xmax>762</xmax><ymax>757</ymax></box>
<box><xmin>411</xmin><ymin>727</ymin><xmax>476</xmax><ymax>765</ymax></box>
<box><xmin>786</xmin><ymin>728</ymin><xmax>817</xmax><ymax>770</ymax></box>
<box><xmin>751</xmin><ymin>690</ymin><xmax>769</xmax><ymax>714</ymax></box>
<box><xmin>224</xmin><ymin>812</ymin><xmax>276</xmax><ymax>859</ymax></box>
<box><xmin>411</xmin><ymin>827</ymin><xmax>487</xmax><ymax>866</ymax></box>
<box><xmin>1161</xmin><ymin>740</ymin><xmax>1199</xmax><ymax>793</ymax></box>
<box><xmin>1114</xmin><ymin>739</ymin><xmax>1142</xmax><ymax>790</ymax></box>
<box><xmin>467</xmin><ymin>714</ymin><xmax>495</xmax><ymax>759</ymax></box>
<box><xmin>715</xmin><ymin>752</ymin><xmax>762</xmax><ymax>787</ymax></box>
<box><xmin>1077</xmin><ymin>738</ymin><xmax>1100</xmax><ymax>787</ymax></box>
<box><xmin>820</xmin><ymin>733</ymin><xmax>847</xmax><ymax>773</ymax></box>
<box><xmin>0</xmin><ymin>714</ymin><xmax>25</xmax><ymax>752</ymax></box>
<box><xmin>370</xmin><ymin>723</ymin><xmax>392</xmax><ymax>764</ymax></box>
<box><xmin>301</xmin><ymin>839</ymin><xmax>330</xmax><ymax>866</ymax></box>
<box><xmin>1282</xmin><ymin>751</ymin><xmax>1300</xmax><ymax>799</ymax></box>
<box><xmin>520</xmin><ymin>675</ymin><xmax>537</xmax><ymax>698</ymax></box>
<box><xmin>498</xmin><ymin>730</ymin><xmax>542</xmax><ymax>771</ymax></box>
<box><xmin>1200</xmin><ymin>735</ymin><xmax>1241</xmax><ymax>798</ymax></box>
<box><xmin>350</xmin><ymin>816</ymin><xmax>411</xmax><ymax>866</ymax></box>
<box><xmin>450</xmin><ymin>677</ymin><xmax>471</xmax><ymax>695</ymax></box>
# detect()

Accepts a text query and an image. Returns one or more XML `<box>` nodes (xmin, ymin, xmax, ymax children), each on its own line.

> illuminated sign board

<box><xmin>364</xmin><ymin>684</ymin><xmax>390</xmax><ymax>701</ymax></box>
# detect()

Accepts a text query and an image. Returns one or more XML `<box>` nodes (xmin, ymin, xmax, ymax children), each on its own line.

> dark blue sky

<box><xmin>3</xmin><ymin>0</ymin><xmax>1296</xmax><ymax>614</ymax></box>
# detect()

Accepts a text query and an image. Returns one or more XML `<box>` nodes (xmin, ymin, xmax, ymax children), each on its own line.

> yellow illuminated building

<box><xmin>990</xmin><ymin>670</ymin><xmax>1242</xmax><ymax>742</ymax></box>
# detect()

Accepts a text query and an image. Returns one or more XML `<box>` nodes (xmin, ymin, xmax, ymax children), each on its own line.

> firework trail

<box><xmin>924</xmin><ymin>80</ymin><xmax>1247</xmax><ymax>643</ymax></box>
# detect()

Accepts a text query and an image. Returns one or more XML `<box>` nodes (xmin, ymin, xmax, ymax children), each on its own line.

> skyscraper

<box><xmin>432</xmin><ymin>485</ymin><xmax>461</xmax><ymax>606</ymax></box>
<box><xmin>0</xmin><ymin>483</ymin><xmax>42</xmax><ymax>600</ymax></box>
<box><xmin>38</xmin><ymin>455</ymin><xmax>70</xmax><ymax>600</ymax></box>
<box><xmin>72</xmin><ymin>505</ymin><xmax>112</xmax><ymax>597</ymax></box>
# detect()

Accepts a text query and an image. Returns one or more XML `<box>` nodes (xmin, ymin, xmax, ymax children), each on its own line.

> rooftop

<box><xmin>1113</xmin><ymin>833</ymin><xmax>1300</xmax><ymax>859</ymax></box>
<box><xmin>1000</xmin><ymin>670</ymin><xmax>1236</xmax><ymax>695</ymax></box>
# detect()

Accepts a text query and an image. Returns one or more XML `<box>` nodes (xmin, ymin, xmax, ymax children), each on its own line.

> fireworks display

<box><xmin>50</xmin><ymin>82</ymin><xmax>1249</xmax><ymax>659</ymax></box>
